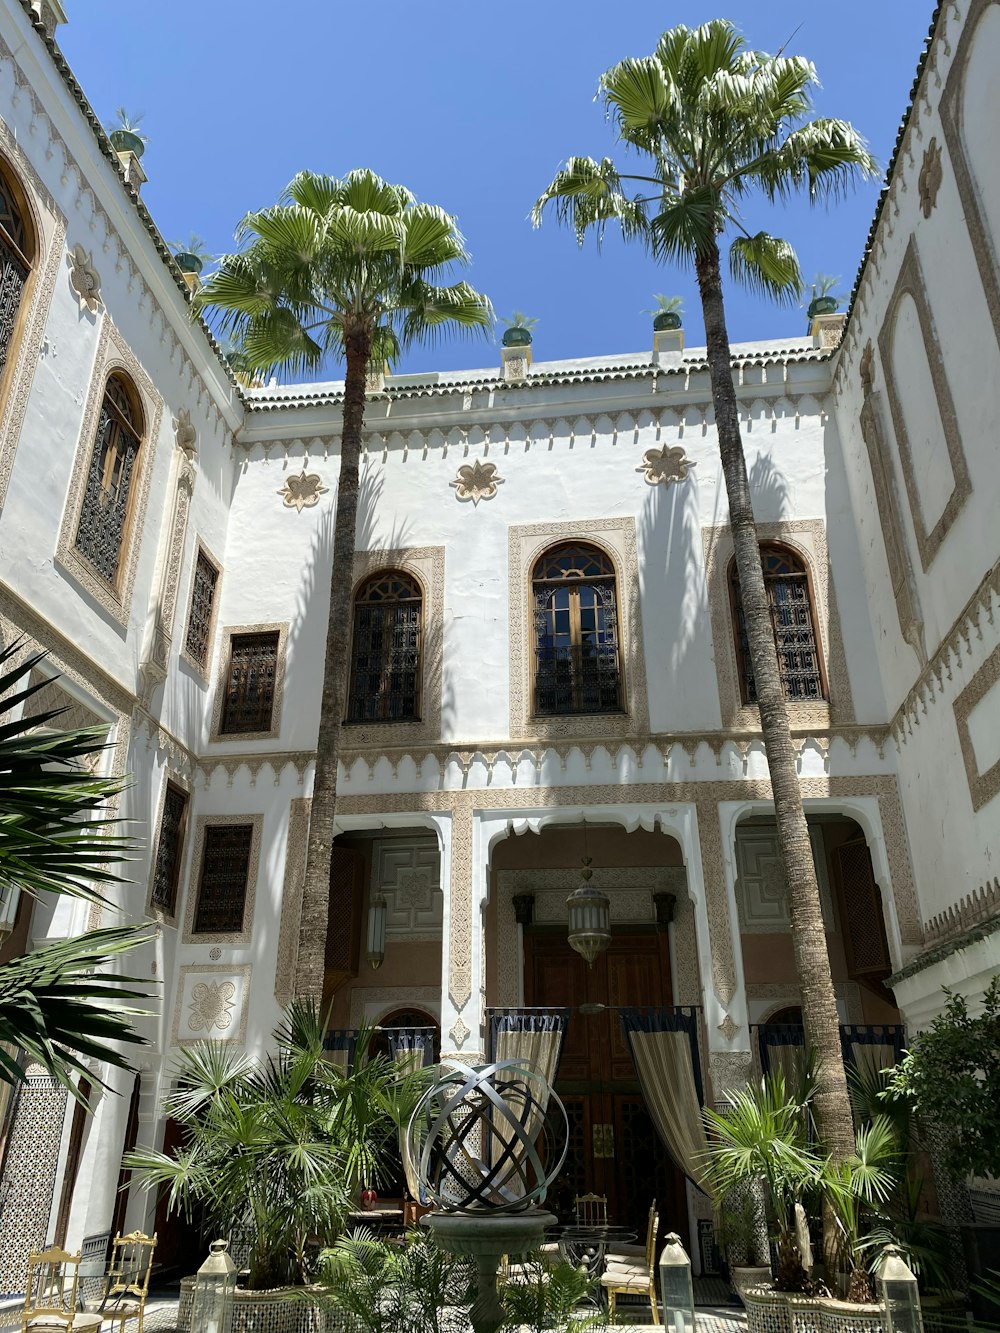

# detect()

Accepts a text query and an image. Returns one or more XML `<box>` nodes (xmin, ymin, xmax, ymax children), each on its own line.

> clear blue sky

<box><xmin>61</xmin><ymin>2</ymin><xmax>936</xmax><ymax>380</ymax></box>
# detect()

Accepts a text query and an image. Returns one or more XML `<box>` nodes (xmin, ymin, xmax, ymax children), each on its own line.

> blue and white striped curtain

<box><xmin>619</xmin><ymin>1007</ymin><xmax>713</xmax><ymax>1196</ymax></box>
<box><xmin>323</xmin><ymin>1029</ymin><xmax>358</xmax><ymax>1072</ymax></box>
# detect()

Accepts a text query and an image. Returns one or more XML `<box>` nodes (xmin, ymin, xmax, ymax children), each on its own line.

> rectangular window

<box><xmin>220</xmin><ymin>631</ymin><xmax>280</xmax><ymax>735</ymax></box>
<box><xmin>193</xmin><ymin>823</ymin><xmax>254</xmax><ymax>934</ymax></box>
<box><xmin>151</xmin><ymin>782</ymin><xmax>188</xmax><ymax>916</ymax></box>
<box><xmin>185</xmin><ymin>548</ymin><xmax>219</xmax><ymax>669</ymax></box>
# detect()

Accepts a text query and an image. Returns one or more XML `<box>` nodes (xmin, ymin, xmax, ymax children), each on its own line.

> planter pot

<box><xmin>744</xmin><ymin>1285</ymin><xmax>792</xmax><ymax>1333</ymax></box>
<box><xmin>732</xmin><ymin>1267</ymin><xmax>775</xmax><ymax>1306</ymax></box>
<box><xmin>653</xmin><ymin>311</ymin><xmax>682</xmax><ymax>331</ymax></box>
<box><xmin>174</xmin><ymin>251</ymin><xmax>204</xmax><ymax>275</ymax></box>
<box><xmin>179</xmin><ymin>1277</ymin><xmax>328</xmax><ymax>1333</ymax></box>
<box><xmin>501</xmin><ymin>327</ymin><xmax>532</xmax><ymax>347</ymax></box>
<box><xmin>807</xmin><ymin>296</ymin><xmax>838</xmax><ymax>319</ymax></box>
<box><xmin>744</xmin><ymin>1287</ymin><xmax>886</xmax><ymax>1333</ymax></box>
<box><xmin>109</xmin><ymin>129</ymin><xmax>144</xmax><ymax>159</ymax></box>
<box><xmin>817</xmin><ymin>1296</ymin><xmax>883</xmax><ymax>1333</ymax></box>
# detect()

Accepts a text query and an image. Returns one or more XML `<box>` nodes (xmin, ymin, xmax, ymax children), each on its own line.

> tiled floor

<box><xmin>137</xmin><ymin>1295</ymin><xmax>748</xmax><ymax>1333</ymax></box>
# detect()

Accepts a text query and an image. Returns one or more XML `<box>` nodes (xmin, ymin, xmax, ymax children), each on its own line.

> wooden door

<box><xmin>524</xmin><ymin>928</ymin><xmax>685</xmax><ymax>1235</ymax></box>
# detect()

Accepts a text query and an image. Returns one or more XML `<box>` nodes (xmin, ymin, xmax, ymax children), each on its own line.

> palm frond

<box><xmin>0</xmin><ymin>925</ymin><xmax>151</xmax><ymax>1096</ymax></box>
<box><xmin>649</xmin><ymin>185</ymin><xmax>720</xmax><ymax>263</ymax></box>
<box><xmin>729</xmin><ymin>231</ymin><xmax>803</xmax><ymax>304</ymax></box>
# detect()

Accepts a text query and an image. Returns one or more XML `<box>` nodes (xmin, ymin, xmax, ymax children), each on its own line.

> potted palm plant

<box><xmin>806</xmin><ymin>275</ymin><xmax>843</xmax><ymax>320</ymax></box>
<box><xmin>106</xmin><ymin>107</ymin><xmax>147</xmax><ymax>159</ymax></box>
<box><xmin>171</xmin><ymin>235</ymin><xmax>213</xmax><ymax>277</ymax></box>
<box><xmin>647</xmin><ymin>294</ymin><xmax>684</xmax><ymax>331</ymax></box>
<box><xmin>500</xmin><ymin>311</ymin><xmax>538</xmax><ymax>347</ymax></box>
<box><xmin>126</xmin><ymin>1004</ymin><xmax>432</xmax><ymax>1333</ymax></box>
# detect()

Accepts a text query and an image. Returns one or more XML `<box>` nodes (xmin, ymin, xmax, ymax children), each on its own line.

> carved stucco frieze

<box><xmin>278</xmin><ymin>469</ymin><xmax>328</xmax><ymax>513</ymax></box>
<box><xmin>635</xmin><ymin>444</ymin><xmax>695</xmax><ymax>486</ymax></box>
<box><xmin>918</xmin><ymin>137</ymin><xmax>943</xmax><ymax>218</ymax></box>
<box><xmin>450</xmin><ymin>459</ymin><xmax>504</xmax><ymax>505</ymax></box>
<box><xmin>138</xmin><ymin>449</ymin><xmax>197</xmax><ymax>710</ymax></box>
<box><xmin>0</xmin><ymin>117</ymin><xmax>67</xmax><ymax>512</ymax></box>
<box><xmin>448</xmin><ymin>799</ymin><xmax>474</xmax><ymax>1012</ymax></box>
<box><xmin>67</xmin><ymin>243</ymin><xmax>101</xmax><ymax>312</ymax></box>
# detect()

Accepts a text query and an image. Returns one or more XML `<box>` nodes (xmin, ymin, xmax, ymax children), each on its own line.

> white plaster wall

<box><xmin>831</xmin><ymin>0</ymin><xmax>1000</xmax><ymax>935</ymax></box>
<box><xmin>0</xmin><ymin>1</ymin><xmax>240</xmax><ymax>708</ymax></box>
<box><xmin>230</xmin><ymin>361</ymin><xmax>842</xmax><ymax>747</ymax></box>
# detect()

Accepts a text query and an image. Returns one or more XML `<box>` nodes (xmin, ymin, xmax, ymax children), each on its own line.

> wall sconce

<box><xmin>366</xmin><ymin>893</ymin><xmax>387</xmax><ymax>970</ymax></box>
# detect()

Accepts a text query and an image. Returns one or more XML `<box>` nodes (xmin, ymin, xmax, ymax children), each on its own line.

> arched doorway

<box><xmin>490</xmin><ymin>822</ymin><xmax>693</xmax><ymax>1244</ymax></box>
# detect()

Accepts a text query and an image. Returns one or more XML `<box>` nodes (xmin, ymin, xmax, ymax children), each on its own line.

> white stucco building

<box><xmin>0</xmin><ymin>0</ymin><xmax>994</xmax><ymax>1287</ymax></box>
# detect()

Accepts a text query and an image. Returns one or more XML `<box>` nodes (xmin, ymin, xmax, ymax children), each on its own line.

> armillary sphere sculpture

<box><xmin>408</xmin><ymin>1059</ymin><xmax>568</xmax><ymax>1333</ymax></box>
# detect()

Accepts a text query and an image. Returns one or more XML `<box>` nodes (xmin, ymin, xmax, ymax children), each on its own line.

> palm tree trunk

<box><xmin>694</xmin><ymin>237</ymin><xmax>855</xmax><ymax>1161</ymax></box>
<box><xmin>295</xmin><ymin>327</ymin><xmax>372</xmax><ymax>1000</ymax></box>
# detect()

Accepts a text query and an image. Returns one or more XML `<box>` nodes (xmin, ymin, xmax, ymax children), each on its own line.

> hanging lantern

<box><xmin>878</xmin><ymin>1245</ymin><xmax>924</xmax><ymax>1333</ymax></box>
<box><xmin>366</xmin><ymin>893</ymin><xmax>387</xmax><ymax>970</ymax></box>
<box><xmin>190</xmin><ymin>1239</ymin><xmax>236</xmax><ymax>1333</ymax></box>
<box><xmin>567</xmin><ymin>857</ymin><xmax>611</xmax><ymax>966</ymax></box>
<box><xmin>658</xmin><ymin>1232</ymin><xmax>695</xmax><ymax>1333</ymax></box>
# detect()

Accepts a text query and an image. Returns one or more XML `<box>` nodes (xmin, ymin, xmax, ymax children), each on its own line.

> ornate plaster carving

<box><xmin>717</xmin><ymin>1014</ymin><xmax>740</xmax><ymax>1043</ymax></box>
<box><xmin>345</xmin><ymin>546</ymin><xmax>445</xmax><ymax>748</ymax></box>
<box><xmin>708</xmin><ymin>1050</ymin><xmax>753</xmax><ymax>1099</ymax></box>
<box><xmin>348</xmin><ymin>986</ymin><xmax>440</xmax><ymax>1029</ymax></box>
<box><xmin>172</xmin><ymin>964</ymin><xmax>251</xmax><ymax>1046</ymax></box>
<box><xmin>508</xmin><ymin>517</ymin><xmax>650</xmax><ymax>742</ymax></box>
<box><xmin>188</xmin><ymin>979</ymin><xmax>236</xmax><ymax>1033</ymax></box>
<box><xmin>275</xmin><ymin>797</ymin><xmax>310</xmax><ymax>1006</ymax></box>
<box><xmin>635</xmin><ymin>444</ymin><xmax>695</xmax><ymax>486</ymax></box>
<box><xmin>703</xmin><ymin>518</ymin><xmax>855</xmax><ymax>729</ymax></box>
<box><xmin>373</xmin><ymin>838</ymin><xmax>442</xmax><ymax>940</ymax></box>
<box><xmin>67</xmin><ymin>243</ymin><xmax>101</xmax><ymax>312</ymax></box>
<box><xmin>877</xmin><ymin>237</ymin><xmax>971</xmax><ymax>572</ymax></box>
<box><xmin>173</xmin><ymin>408</ymin><xmax>197</xmax><ymax>458</ymax></box>
<box><xmin>858</xmin><ymin>384</ymin><xmax>926</xmax><ymax>663</ymax></box>
<box><xmin>54</xmin><ymin>318</ymin><xmax>164</xmax><ymax>627</ymax></box>
<box><xmin>138</xmin><ymin>448</ymin><xmax>197</xmax><ymax>709</ymax></box>
<box><xmin>181</xmin><ymin>812</ymin><xmax>264</xmax><ymax>946</ymax></box>
<box><xmin>449</xmin><ymin>802</ymin><xmax>474</xmax><ymax>1012</ymax></box>
<box><xmin>209</xmin><ymin>622</ymin><xmax>289</xmax><ymax>744</ymax></box>
<box><xmin>450</xmin><ymin>458</ymin><xmax>504</xmax><ymax>505</ymax></box>
<box><xmin>278</xmin><ymin>469</ymin><xmax>328</xmax><ymax>512</ymax></box>
<box><xmin>918</xmin><ymin>137</ymin><xmax>943</xmax><ymax>218</ymax></box>
<box><xmin>953</xmin><ymin>640</ymin><xmax>1000</xmax><ymax>812</ymax></box>
<box><xmin>0</xmin><ymin>118</ymin><xmax>66</xmax><ymax>513</ymax></box>
<box><xmin>336</xmin><ymin>774</ymin><xmax>923</xmax><ymax>954</ymax></box>
<box><xmin>940</xmin><ymin>0</ymin><xmax>1000</xmax><ymax>356</ymax></box>
<box><xmin>449</xmin><ymin>1016</ymin><xmax>470</xmax><ymax>1048</ymax></box>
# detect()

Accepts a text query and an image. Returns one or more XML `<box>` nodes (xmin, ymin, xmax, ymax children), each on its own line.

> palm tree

<box><xmin>0</xmin><ymin>642</ymin><xmax>149</xmax><ymax>1092</ymax></box>
<box><xmin>533</xmin><ymin>19</ymin><xmax>877</xmax><ymax>1158</ymax></box>
<box><xmin>196</xmin><ymin>171</ymin><xmax>492</xmax><ymax>1000</ymax></box>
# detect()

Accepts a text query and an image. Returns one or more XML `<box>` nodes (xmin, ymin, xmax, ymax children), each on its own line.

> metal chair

<box><xmin>21</xmin><ymin>1248</ymin><xmax>102</xmax><ymax>1333</ymax></box>
<box><xmin>97</xmin><ymin>1232</ymin><xmax>157</xmax><ymax>1333</ymax></box>
<box><xmin>607</xmin><ymin>1198</ymin><xmax>656</xmax><ymax>1263</ymax></box>
<box><xmin>601</xmin><ymin>1206</ymin><xmax>660</xmax><ymax>1325</ymax></box>
<box><xmin>573</xmin><ymin>1193</ymin><xmax>608</xmax><ymax>1226</ymax></box>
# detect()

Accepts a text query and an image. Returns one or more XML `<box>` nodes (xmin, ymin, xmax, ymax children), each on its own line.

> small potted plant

<box><xmin>647</xmin><ymin>293</ymin><xmax>684</xmax><ymax>331</ymax></box>
<box><xmin>806</xmin><ymin>275</ymin><xmax>843</xmax><ymax>320</ymax></box>
<box><xmin>170</xmin><ymin>234</ymin><xmax>213</xmax><ymax>277</ymax></box>
<box><xmin>106</xmin><ymin>107</ymin><xmax>148</xmax><ymax>160</ymax></box>
<box><xmin>500</xmin><ymin>311</ymin><xmax>538</xmax><ymax>348</ymax></box>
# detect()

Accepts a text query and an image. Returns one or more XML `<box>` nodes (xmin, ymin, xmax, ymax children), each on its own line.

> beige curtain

<box><xmin>850</xmin><ymin>1042</ymin><xmax>896</xmax><ymax>1081</ymax></box>
<box><xmin>628</xmin><ymin>1029</ymin><xmax>715</xmax><ymax>1197</ymax></box>
<box><xmin>392</xmin><ymin>1047</ymin><xmax>424</xmax><ymax>1201</ymax></box>
<box><xmin>768</xmin><ymin>1042</ymin><xmax>807</xmax><ymax>1092</ymax></box>
<box><xmin>487</xmin><ymin>1016</ymin><xmax>566</xmax><ymax>1202</ymax></box>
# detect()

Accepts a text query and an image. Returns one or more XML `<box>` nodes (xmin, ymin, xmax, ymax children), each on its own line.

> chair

<box><xmin>97</xmin><ymin>1232</ymin><xmax>157</xmax><ymax>1333</ymax></box>
<box><xmin>573</xmin><ymin>1193</ymin><xmax>608</xmax><ymax>1226</ymax></box>
<box><xmin>21</xmin><ymin>1248</ymin><xmax>102</xmax><ymax>1333</ymax></box>
<box><xmin>601</xmin><ymin>1207</ymin><xmax>660</xmax><ymax>1325</ymax></box>
<box><xmin>607</xmin><ymin>1199</ymin><xmax>656</xmax><ymax>1264</ymax></box>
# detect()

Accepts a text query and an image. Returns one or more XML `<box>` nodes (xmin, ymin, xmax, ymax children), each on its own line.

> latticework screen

<box><xmin>193</xmin><ymin>823</ymin><xmax>253</xmax><ymax>934</ymax></box>
<box><xmin>220</xmin><ymin>631</ymin><xmax>279</xmax><ymax>734</ymax></box>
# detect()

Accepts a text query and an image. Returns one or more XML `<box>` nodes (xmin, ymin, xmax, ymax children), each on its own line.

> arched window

<box><xmin>347</xmin><ymin>570</ymin><xmax>423</xmax><ymax>722</ymax></box>
<box><xmin>0</xmin><ymin>163</ymin><xmax>35</xmax><ymax>382</ymax></box>
<box><xmin>532</xmin><ymin>542</ymin><xmax>622</xmax><ymax>716</ymax></box>
<box><xmin>730</xmin><ymin>544</ymin><xmax>826</xmax><ymax>704</ymax></box>
<box><xmin>73</xmin><ymin>372</ymin><xmax>144</xmax><ymax>588</ymax></box>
